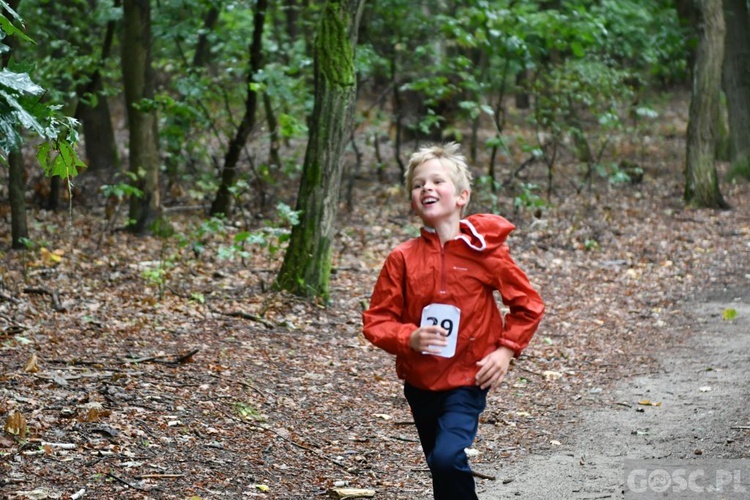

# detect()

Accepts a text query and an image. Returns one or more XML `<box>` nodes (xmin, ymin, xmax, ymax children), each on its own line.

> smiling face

<box><xmin>410</xmin><ymin>158</ymin><xmax>470</xmax><ymax>227</ymax></box>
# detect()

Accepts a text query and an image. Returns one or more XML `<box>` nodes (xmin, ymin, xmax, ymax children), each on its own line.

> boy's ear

<box><xmin>457</xmin><ymin>189</ymin><xmax>470</xmax><ymax>207</ymax></box>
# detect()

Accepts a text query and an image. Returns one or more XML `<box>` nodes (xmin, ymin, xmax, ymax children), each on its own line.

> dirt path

<box><xmin>480</xmin><ymin>286</ymin><xmax>750</xmax><ymax>499</ymax></box>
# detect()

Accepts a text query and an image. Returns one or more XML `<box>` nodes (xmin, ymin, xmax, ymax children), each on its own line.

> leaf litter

<box><xmin>1</xmin><ymin>127</ymin><xmax>749</xmax><ymax>499</ymax></box>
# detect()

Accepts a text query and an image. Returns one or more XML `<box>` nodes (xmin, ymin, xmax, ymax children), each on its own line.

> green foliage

<box><xmin>583</xmin><ymin>239</ymin><xmax>600</xmax><ymax>251</ymax></box>
<box><xmin>590</xmin><ymin>0</ymin><xmax>689</xmax><ymax>83</ymax></box>
<box><xmin>101</xmin><ymin>177</ymin><xmax>144</xmax><ymax>202</ymax></box>
<box><xmin>217</xmin><ymin>202</ymin><xmax>301</xmax><ymax>263</ymax></box>
<box><xmin>727</xmin><ymin>157</ymin><xmax>750</xmax><ymax>182</ymax></box>
<box><xmin>513</xmin><ymin>182</ymin><xmax>547</xmax><ymax>213</ymax></box>
<box><xmin>234</xmin><ymin>402</ymin><xmax>266</xmax><ymax>422</ymax></box>
<box><xmin>474</xmin><ymin>175</ymin><xmax>501</xmax><ymax>214</ymax></box>
<box><xmin>36</xmin><ymin>134</ymin><xmax>87</xmax><ymax>179</ymax></box>
<box><xmin>0</xmin><ymin>3</ymin><xmax>84</xmax><ymax>175</ymax></box>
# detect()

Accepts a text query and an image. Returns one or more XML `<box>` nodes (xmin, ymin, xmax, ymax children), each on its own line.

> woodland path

<box><xmin>480</xmin><ymin>286</ymin><xmax>750</xmax><ymax>500</ymax></box>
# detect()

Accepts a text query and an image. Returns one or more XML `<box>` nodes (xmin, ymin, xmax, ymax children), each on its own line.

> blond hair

<box><xmin>405</xmin><ymin>142</ymin><xmax>473</xmax><ymax>210</ymax></box>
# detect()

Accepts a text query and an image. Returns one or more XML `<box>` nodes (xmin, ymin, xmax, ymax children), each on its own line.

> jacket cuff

<box><xmin>498</xmin><ymin>339</ymin><xmax>523</xmax><ymax>358</ymax></box>
<box><xmin>399</xmin><ymin>323</ymin><xmax>418</xmax><ymax>356</ymax></box>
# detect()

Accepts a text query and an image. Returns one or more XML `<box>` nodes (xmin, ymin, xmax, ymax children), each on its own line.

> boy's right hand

<box><xmin>409</xmin><ymin>325</ymin><xmax>449</xmax><ymax>354</ymax></box>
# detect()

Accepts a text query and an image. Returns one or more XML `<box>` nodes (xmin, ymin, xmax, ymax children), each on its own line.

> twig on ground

<box><xmin>517</xmin><ymin>365</ymin><xmax>544</xmax><ymax>377</ymax></box>
<box><xmin>213</xmin><ymin>309</ymin><xmax>275</xmax><ymax>329</ymax></box>
<box><xmin>0</xmin><ymin>312</ymin><xmax>28</xmax><ymax>332</ymax></box>
<box><xmin>220</xmin><ymin>407</ymin><xmax>354</xmax><ymax>474</ymax></box>
<box><xmin>106</xmin><ymin>472</ymin><xmax>150</xmax><ymax>492</ymax></box>
<box><xmin>135</xmin><ymin>473</ymin><xmax>185</xmax><ymax>479</ymax></box>
<box><xmin>121</xmin><ymin>348</ymin><xmax>200</xmax><ymax>365</ymax></box>
<box><xmin>473</xmin><ymin>470</ymin><xmax>496</xmax><ymax>481</ymax></box>
<box><xmin>23</xmin><ymin>287</ymin><xmax>66</xmax><ymax>312</ymax></box>
<box><xmin>390</xmin><ymin>435</ymin><xmax>419</xmax><ymax>443</ymax></box>
<box><xmin>0</xmin><ymin>291</ymin><xmax>20</xmax><ymax>304</ymax></box>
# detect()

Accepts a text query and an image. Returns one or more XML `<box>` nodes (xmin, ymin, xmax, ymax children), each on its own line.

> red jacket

<box><xmin>362</xmin><ymin>214</ymin><xmax>544</xmax><ymax>391</ymax></box>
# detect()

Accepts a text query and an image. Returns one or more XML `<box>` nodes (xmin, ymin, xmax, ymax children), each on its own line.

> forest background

<box><xmin>0</xmin><ymin>0</ymin><xmax>749</xmax><ymax>498</ymax></box>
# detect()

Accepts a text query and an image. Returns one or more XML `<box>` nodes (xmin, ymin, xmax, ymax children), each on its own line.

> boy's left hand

<box><xmin>475</xmin><ymin>347</ymin><xmax>514</xmax><ymax>390</ymax></box>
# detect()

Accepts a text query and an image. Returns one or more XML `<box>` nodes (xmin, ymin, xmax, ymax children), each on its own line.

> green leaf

<box><xmin>570</xmin><ymin>41</ymin><xmax>585</xmax><ymax>58</ymax></box>
<box><xmin>0</xmin><ymin>12</ymin><xmax>34</xmax><ymax>44</ymax></box>
<box><xmin>722</xmin><ymin>308</ymin><xmax>737</xmax><ymax>321</ymax></box>
<box><xmin>36</xmin><ymin>142</ymin><xmax>52</xmax><ymax>173</ymax></box>
<box><xmin>0</xmin><ymin>69</ymin><xmax>44</xmax><ymax>95</ymax></box>
<box><xmin>0</xmin><ymin>89</ymin><xmax>46</xmax><ymax>136</ymax></box>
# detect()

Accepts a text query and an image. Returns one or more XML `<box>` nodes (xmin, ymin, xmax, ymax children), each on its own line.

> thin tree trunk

<box><xmin>3</xmin><ymin>0</ymin><xmax>27</xmax><ymax>249</ymax></box>
<box><xmin>75</xmin><ymin>0</ymin><xmax>119</xmax><ymax>175</ymax></box>
<box><xmin>685</xmin><ymin>0</ymin><xmax>729</xmax><ymax>208</ymax></box>
<box><xmin>263</xmin><ymin>92</ymin><xmax>282</xmax><ymax>170</ymax></box>
<box><xmin>722</xmin><ymin>0</ymin><xmax>750</xmax><ymax>178</ymax></box>
<box><xmin>193</xmin><ymin>4</ymin><xmax>220</xmax><ymax>68</ymax></box>
<box><xmin>275</xmin><ymin>0</ymin><xmax>366</xmax><ymax>301</ymax></box>
<box><xmin>122</xmin><ymin>0</ymin><xmax>162</xmax><ymax>233</ymax></box>
<box><xmin>8</xmin><ymin>150</ymin><xmax>28</xmax><ymax>249</ymax></box>
<box><xmin>210</xmin><ymin>0</ymin><xmax>268</xmax><ymax>217</ymax></box>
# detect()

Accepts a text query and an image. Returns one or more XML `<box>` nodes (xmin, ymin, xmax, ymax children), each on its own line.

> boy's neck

<box><xmin>426</xmin><ymin>217</ymin><xmax>462</xmax><ymax>246</ymax></box>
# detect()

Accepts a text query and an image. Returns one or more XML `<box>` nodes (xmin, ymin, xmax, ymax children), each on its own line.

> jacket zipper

<box><xmin>439</xmin><ymin>244</ymin><xmax>447</xmax><ymax>295</ymax></box>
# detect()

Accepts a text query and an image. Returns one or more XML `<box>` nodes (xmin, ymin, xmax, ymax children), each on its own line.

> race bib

<box><xmin>420</xmin><ymin>303</ymin><xmax>461</xmax><ymax>358</ymax></box>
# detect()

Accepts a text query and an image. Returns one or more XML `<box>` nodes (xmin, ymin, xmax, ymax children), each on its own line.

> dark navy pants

<box><xmin>404</xmin><ymin>382</ymin><xmax>488</xmax><ymax>500</ymax></box>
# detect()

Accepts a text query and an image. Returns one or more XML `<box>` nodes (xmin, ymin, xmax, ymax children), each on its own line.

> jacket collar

<box><xmin>421</xmin><ymin>219</ymin><xmax>487</xmax><ymax>251</ymax></box>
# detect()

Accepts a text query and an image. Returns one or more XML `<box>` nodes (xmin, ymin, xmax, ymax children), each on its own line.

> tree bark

<box><xmin>675</xmin><ymin>0</ymin><xmax>700</xmax><ymax>79</ymax></box>
<box><xmin>684</xmin><ymin>0</ymin><xmax>729</xmax><ymax>208</ymax></box>
<box><xmin>75</xmin><ymin>0</ymin><xmax>120</xmax><ymax>176</ymax></box>
<box><xmin>210</xmin><ymin>0</ymin><xmax>268</xmax><ymax>217</ymax></box>
<box><xmin>275</xmin><ymin>0</ymin><xmax>366</xmax><ymax>301</ymax></box>
<box><xmin>192</xmin><ymin>4</ymin><xmax>220</xmax><ymax>69</ymax></box>
<box><xmin>122</xmin><ymin>0</ymin><xmax>162</xmax><ymax>233</ymax></box>
<box><xmin>3</xmin><ymin>0</ymin><xmax>27</xmax><ymax>249</ymax></box>
<box><xmin>8</xmin><ymin>150</ymin><xmax>28</xmax><ymax>249</ymax></box>
<box><xmin>722</xmin><ymin>0</ymin><xmax>750</xmax><ymax>178</ymax></box>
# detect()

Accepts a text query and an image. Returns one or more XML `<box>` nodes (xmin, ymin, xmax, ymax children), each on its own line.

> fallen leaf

<box><xmin>723</xmin><ymin>308</ymin><xmax>737</xmax><ymax>321</ymax></box>
<box><xmin>4</xmin><ymin>411</ymin><xmax>27</xmax><ymax>438</ymax></box>
<box><xmin>24</xmin><ymin>353</ymin><xmax>39</xmax><ymax>373</ymax></box>
<box><xmin>637</xmin><ymin>400</ymin><xmax>662</xmax><ymax>406</ymax></box>
<box><xmin>373</xmin><ymin>413</ymin><xmax>392</xmax><ymax>420</ymax></box>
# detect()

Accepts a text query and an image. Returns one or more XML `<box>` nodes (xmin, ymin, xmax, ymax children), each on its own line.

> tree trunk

<box><xmin>275</xmin><ymin>0</ymin><xmax>366</xmax><ymax>301</ymax></box>
<box><xmin>684</xmin><ymin>0</ymin><xmax>729</xmax><ymax>208</ymax></box>
<box><xmin>122</xmin><ymin>0</ymin><xmax>162</xmax><ymax>233</ymax></box>
<box><xmin>675</xmin><ymin>0</ymin><xmax>700</xmax><ymax>79</ymax></box>
<box><xmin>210</xmin><ymin>0</ymin><xmax>268</xmax><ymax>217</ymax></box>
<box><xmin>3</xmin><ymin>0</ymin><xmax>27</xmax><ymax>249</ymax></box>
<box><xmin>8</xmin><ymin>150</ymin><xmax>28</xmax><ymax>249</ymax></box>
<box><xmin>75</xmin><ymin>3</ymin><xmax>119</xmax><ymax>176</ymax></box>
<box><xmin>722</xmin><ymin>0</ymin><xmax>750</xmax><ymax>179</ymax></box>
<box><xmin>193</xmin><ymin>4</ymin><xmax>220</xmax><ymax>69</ymax></box>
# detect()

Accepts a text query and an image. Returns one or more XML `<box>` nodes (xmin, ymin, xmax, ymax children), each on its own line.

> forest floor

<box><xmin>1</xmin><ymin>97</ymin><xmax>750</xmax><ymax>499</ymax></box>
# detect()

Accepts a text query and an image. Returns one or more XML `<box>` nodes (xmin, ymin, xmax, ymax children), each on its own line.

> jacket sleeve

<box><xmin>362</xmin><ymin>249</ymin><xmax>418</xmax><ymax>357</ymax></box>
<box><xmin>491</xmin><ymin>244</ymin><xmax>545</xmax><ymax>357</ymax></box>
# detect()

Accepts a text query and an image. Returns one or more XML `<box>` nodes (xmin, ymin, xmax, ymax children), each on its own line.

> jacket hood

<box><xmin>422</xmin><ymin>213</ymin><xmax>515</xmax><ymax>252</ymax></box>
